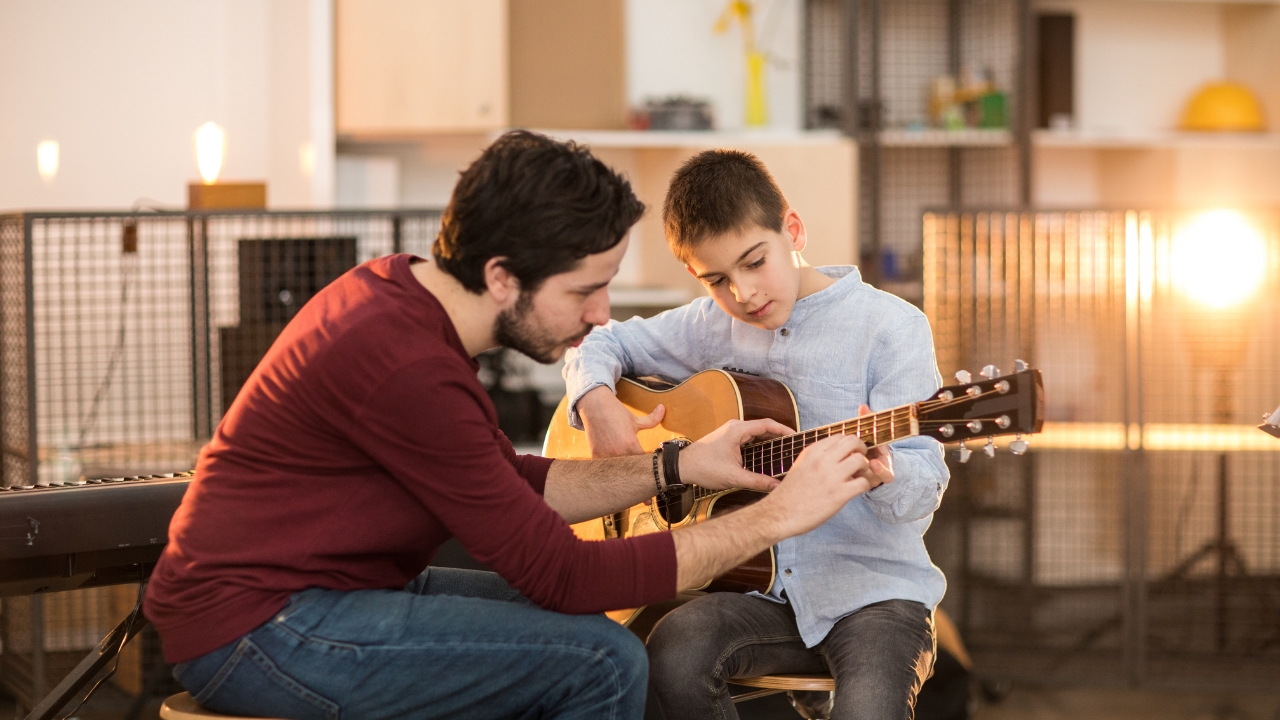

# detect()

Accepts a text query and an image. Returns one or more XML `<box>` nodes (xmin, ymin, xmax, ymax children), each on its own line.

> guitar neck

<box><xmin>740</xmin><ymin>404</ymin><xmax>919</xmax><ymax>478</ymax></box>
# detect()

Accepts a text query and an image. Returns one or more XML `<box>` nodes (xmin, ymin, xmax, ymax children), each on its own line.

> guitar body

<box><xmin>544</xmin><ymin>370</ymin><xmax>799</xmax><ymax>620</ymax></box>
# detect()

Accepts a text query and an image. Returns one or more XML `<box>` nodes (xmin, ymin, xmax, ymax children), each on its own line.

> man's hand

<box><xmin>857</xmin><ymin>404</ymin><xmax>894</xmax><ymax>490</ymax></box>
<box><xmin>679</xmin><ymin>418</ymin><xmax>794</xmax><ymax>493</ymax></box>
<box><xmin>578</xmin><ymin>386</ymin><xmax>665</xmax><ymax>457</ymax></box>
<box><xmin>759</xmin><ymin>434</ymin><xmax>872</xmax><ymax>538</ymax></box>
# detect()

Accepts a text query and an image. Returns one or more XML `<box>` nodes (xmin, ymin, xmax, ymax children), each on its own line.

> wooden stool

<box><xmin>733</xmin><ymin>674</ymin><xmax>835</xmax><ymax>719</ymax></box>
<box><xmin>159</xmin><ymin>692</ymin><xmax>284</xmax><ymax>720</ymax></box>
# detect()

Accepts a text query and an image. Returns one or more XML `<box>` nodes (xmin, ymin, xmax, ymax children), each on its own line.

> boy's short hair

<box><xmin>433</xmin><ymin>130</ymin><xmax>645</xmax><ymax>294</ymax></box>
<box><xmin>662</xmin><ymin>150</ymin><xmax>788</xmax><ymax>261</ymax></box>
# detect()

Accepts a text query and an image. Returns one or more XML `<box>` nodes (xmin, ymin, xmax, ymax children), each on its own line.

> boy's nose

<box><xmin>732</xmin><ymin>282</ymin><xmax>754</xmax><ymax>304</ymax></box>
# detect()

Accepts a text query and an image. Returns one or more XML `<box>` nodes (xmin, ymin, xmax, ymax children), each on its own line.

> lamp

<box><xmin>196</xmin><ymin>122</ymin><xmax>224</xmax><ymax>184</ymax></box>
<box><xmin>188</xmin><ymin>121</ymin><xmax>267</xmax><ymax>210</ymax></box>
<box><xmin>1165</xmin><ymin>209</ymin><xmax>1271</xmax><ymax>651</ymax></box>
<box><xmin>37</xmin><ymin>140</ymin><xmax>59</xmax><ymax>183</ymax></box>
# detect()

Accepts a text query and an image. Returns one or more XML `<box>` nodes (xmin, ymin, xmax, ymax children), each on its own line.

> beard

<box><xmin>494</xmin><ymin>291</ymin><xmax>592</xmax><ymax>364</ymax></box>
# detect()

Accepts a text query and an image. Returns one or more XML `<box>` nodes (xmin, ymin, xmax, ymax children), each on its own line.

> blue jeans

<box><xmin>172</xmin><ymin>568</ymin><xmax>648</xmax><ymax>719</ymax></box>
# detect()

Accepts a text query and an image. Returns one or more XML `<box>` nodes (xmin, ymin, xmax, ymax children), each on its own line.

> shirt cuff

<box><xmin>566</xmin><ymin>381</ymin><xmax>615</xmax><ymax>430</ymax></box>
<box><xmin>514</xmin><ymin>454</ymin><xmax>555</xmax><ymax>495</ymax></box>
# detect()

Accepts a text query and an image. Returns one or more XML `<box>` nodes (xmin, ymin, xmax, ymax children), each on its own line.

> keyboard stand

<box><xmin>24</xmin><ymin>608</ymin><xmax>149</xmax><ymax>720</ymax></box>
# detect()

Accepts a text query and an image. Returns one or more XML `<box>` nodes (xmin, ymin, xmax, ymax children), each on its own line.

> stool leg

<box><xmin>788</xmin><ymin>690</ymin><xmax>833</xmax><ymax>719</ymax></box>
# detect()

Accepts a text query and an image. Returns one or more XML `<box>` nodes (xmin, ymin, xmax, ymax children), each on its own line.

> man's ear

<box><xmin>483</xmin><ymin>257</ymin><xmax>521</xmax><ymax>306</ymax></box>
<box><xmin>784</xmin><ymin>209</ymin><xmax>807</xmax><ymax>253</ymax></box>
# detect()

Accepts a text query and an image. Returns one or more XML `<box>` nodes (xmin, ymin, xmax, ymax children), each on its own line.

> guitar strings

<box><xmin>738</xmin><ymin>384</ymin><xmax>1016</xmax><ymax>477</ymax></box>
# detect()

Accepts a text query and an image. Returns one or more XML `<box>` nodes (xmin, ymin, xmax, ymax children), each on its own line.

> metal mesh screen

<box><xmin>805</xmin><ymin>0</ymin><xmax>1027</xmax><ymax>299</ymax></box>
<box><xmin>0</xmin><ymin>209</ymin><xmax>441</xmax><ymax>714</ymax></box>
<box><xmin>924</xmin><ymin>209</ymin><xmax>1280</xmax><ymax>689</ymax></box>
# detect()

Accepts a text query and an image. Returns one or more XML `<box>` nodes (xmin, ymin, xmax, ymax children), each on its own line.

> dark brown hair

<box><xmin>661</xmin><ymin>149</ymin><xmax>787</xmax><ymax>261</ymax></box>
<box><xmin>433</xmin><ymin>130</ymin><xmax>645</xmax><ymax>294</ymax></box>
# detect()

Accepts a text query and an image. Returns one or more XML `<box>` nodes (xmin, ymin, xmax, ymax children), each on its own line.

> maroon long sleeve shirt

<box><xmin>145</xmin><ymin>254</ymin><xmax>677</xmax><ymax>664</ymax></box>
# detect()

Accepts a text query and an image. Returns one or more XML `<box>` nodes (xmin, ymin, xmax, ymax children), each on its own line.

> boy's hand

<box><xmin>578</xmin><ymin>386</ymin><xmax>665</xmax><ymax>457</ymax></box>
<box><xmin>680</xmin><ymin>418</ymin><xmax>793</xmax><ymax>493</ymax></box>
<box><xmin>857</xmin><ymin>404</ymin><xmax>894</xmax><ymax>489</ymax></box>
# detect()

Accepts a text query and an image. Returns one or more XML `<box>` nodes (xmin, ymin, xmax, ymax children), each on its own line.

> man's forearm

<box><xmin>670</xmin><ymin>499</ymin><xmax>786</xmax><ymax>591</ymax></box>
<box><xmin>543</xmin><ymin>455</ymin><xmax>655</xmax><ymax>524</ymax></box>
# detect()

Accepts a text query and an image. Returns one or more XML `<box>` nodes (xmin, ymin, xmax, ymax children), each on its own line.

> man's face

<box><xmin>495</xmin><ymin>237</ymin><xmax>627</xmax><ymax>363</ymax></box>
<box><xmin>685</xmin><ymin>223</ymin><xmax>802</xmax><ymax>331</ymax></box>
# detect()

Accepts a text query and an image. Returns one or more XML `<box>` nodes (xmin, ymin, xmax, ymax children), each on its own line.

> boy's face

<box><xmin>684</xmin><ymin>210</ymin><xmax>806</xmax><ymax>331</ymax></box>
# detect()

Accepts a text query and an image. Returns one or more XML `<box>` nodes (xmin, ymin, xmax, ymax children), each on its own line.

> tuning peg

<box><xmin>1009</xmin><ymin>433</ymin><xmax>1028</xmax><ymax>455</ymax></box>
<box><xmin>955</xmin><ymin>369</ymin><xmax>972</xmax><ymax>384</ymax></box>
<box><xmin>983</xmin><ymin>437</ymin><xmax>996</xmax><ymax>457</ymax></box>
<box><xmin>1014</xmin><ymin>359</ymin><xmax>1029</xmax><ymax>372</ymax></box>
<box><xmin>957</xmin><ymin>441</ymin><xmax>971</xmax><ymax>464</ymax></box>
<box><xmin>980</xmin><ymin>364</ymin><xmax>1001</xmax><ymax>379</ymax></box>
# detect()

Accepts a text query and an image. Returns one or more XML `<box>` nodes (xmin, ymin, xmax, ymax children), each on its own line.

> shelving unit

<box><xmin>804</xmin><ymin>0</ymin><xmax>1032</xmax><ymax>301</ymax></box>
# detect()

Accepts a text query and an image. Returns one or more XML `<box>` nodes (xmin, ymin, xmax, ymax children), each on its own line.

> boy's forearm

<box><xmin>862</xmin><ymin>447</ymin><xmax>947</xmax><ymax>523</ymax></box>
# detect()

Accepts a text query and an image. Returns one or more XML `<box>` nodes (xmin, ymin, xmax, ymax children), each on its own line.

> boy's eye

<box><xmin>747</xmin><ymin>257</ymin><xmax>765</xmax><ymax>269</ymax></box>
<box><xmin>707</xmin><ymin>276</ymin><xmax>726</xmax><ymax>287</ymax></box>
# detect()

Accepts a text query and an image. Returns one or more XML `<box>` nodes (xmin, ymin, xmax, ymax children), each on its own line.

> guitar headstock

<box><xmin>916</xmin><ymin>361</ymin><xmax>1044</xmax><ymax>462</ymax></box>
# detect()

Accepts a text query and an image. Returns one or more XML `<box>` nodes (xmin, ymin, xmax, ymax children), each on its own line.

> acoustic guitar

<box><xmin>544</xmin><ymin>363</ymin><xmax>1044</xmax><ymax>625</ymax></box>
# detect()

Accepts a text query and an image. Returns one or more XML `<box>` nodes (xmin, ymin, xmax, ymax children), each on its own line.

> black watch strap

<box><xmin>660</xmin><ymin>439</ymin><xmax>692</xmax><ymax>492</ymax></box>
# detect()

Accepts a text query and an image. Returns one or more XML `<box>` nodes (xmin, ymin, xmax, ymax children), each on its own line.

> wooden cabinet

<box><xmin>336</xmin><ymin>0</ymin><xmax>508</xmax><ymax>135</ymax></box>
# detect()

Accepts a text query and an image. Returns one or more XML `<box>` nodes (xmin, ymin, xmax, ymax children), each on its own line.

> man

<box><xmin>144</xmin><ymin>131</ymin><xmax>878</xmax><ymax>720</ymax></box>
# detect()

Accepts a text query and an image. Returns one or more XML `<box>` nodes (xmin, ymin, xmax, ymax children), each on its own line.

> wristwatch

<box><xmin>660</xmin><ymin>438</ymin><xmax>692</xmax><ymax>493</ymax></box>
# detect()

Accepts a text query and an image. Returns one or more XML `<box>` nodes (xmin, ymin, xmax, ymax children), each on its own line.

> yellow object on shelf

<box><xmin>1180</xmin><ymin>82</ymin><xmax>1266</xmax><ymax>132</ymax></box>
<box><xmin>745</xmin><ymin>51</ymin><xmax>768</xmax><ymax>127</ymax></box>
<box><xmin>715</xmin><ymin>1</ymin><xmax>769</xmax><ymax>128</ymax></box>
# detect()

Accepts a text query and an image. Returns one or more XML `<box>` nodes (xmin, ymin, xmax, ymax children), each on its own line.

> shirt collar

<box><xmin>790</xmin><ymin>265</ymin><xmax>863</xmax><ymax>319</ymax></box>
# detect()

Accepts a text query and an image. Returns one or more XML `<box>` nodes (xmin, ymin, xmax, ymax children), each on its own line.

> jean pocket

<box><xmin>194</xmin><ymin>638</ymin><xmax>340</xmax><ymax>720</ymax></box>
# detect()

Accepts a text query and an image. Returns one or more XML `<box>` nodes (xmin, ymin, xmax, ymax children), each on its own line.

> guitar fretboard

<box><xmin>739</xmin><ymin>405</ymin><xmax>918</xmax><ymax>479</ymax></box>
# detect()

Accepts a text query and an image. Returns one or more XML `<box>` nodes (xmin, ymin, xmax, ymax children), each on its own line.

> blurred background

<box><xmin>2</xmin><ymin>1</ymin><xmax>1279</xmax><ymax>718</ymax></box>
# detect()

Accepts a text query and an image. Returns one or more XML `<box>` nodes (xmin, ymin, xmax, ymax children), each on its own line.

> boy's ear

<box><xmin>483</xmin><ymin>257</ymin><xmax>521</xmax><ymax>306</ymax></box>
<box><xmin>685</xmin><ymin>264</ymin><xmax>697</xmax><ymax>277</ymax></box>
<box><xmin>784</xmin><ymin>209</ymin><xmax>807</xmax><ymax>253</ymax></box>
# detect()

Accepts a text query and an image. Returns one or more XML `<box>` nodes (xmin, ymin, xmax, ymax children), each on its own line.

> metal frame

<box><xmin>0</xmin><ymin>208</ymin><xmax>443</xmax><ymax>715</ymax></box>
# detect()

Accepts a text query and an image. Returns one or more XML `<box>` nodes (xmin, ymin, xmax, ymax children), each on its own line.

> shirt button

<box><xmin>780</xmin><ymin>328</ymin><xmax>790</xmax><ymax>336</ymax></box>
<box><xmin>784</xmin><ymin>568</ymin><xmax>793</xmax><ymax>576</ymax></box>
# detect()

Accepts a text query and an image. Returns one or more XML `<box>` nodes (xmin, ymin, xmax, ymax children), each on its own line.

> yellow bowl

<box><xmin>1180</xmin><ymin>82</ymin><xmax>1266</xmax><ymax>132</ymax></box>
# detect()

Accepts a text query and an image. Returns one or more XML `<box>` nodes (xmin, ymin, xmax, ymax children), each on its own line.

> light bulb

<box><xmin>196</xmin><ymin>122</ymin><xmax>225</xmax><ymax>185</ymax></box>
<box><xmin>299</xmin><ymin>142</ymin><xmax>315</xmax><ymax>178</ymax></box>
<box><xmin>1170</xmin><ymin>210</ymin><xmax>1268</xmax><ymax>310</ymax></box>
<box><xmin>37</xmin><ymin>141</ymin><xmax>59</xmax><ymax>182</ymax></box>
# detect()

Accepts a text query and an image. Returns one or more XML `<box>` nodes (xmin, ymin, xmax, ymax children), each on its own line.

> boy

<box><xmin>562</xmin><ymin>150</ymin><xmax>948</xmax><ymax>719</ymax></box>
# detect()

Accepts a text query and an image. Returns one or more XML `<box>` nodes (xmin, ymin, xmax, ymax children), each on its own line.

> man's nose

<box><xmin>585</xmin><ymin>290</ymin><xmax>611</xmax><ymax>326</ymax></box>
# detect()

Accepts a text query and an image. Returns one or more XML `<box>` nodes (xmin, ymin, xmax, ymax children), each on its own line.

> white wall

<box><xmin>0</xmin><ymin>0</ymin><xmax>334</xmax><ymax>211</ymax></box>
<box><xmin>1036</xmin><ymin>0</ymin><xmax>1225</xmax><ymax>134</ymax></box>
<box><xmin>626</xmin><ymin>0</ymin><xmax>803</xmax><ymax>132</ymax></box>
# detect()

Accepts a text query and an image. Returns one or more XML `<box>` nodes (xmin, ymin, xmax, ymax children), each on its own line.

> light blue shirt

<box><xmin>562</xmin><ymin>266</ymin><xmax>949</xmax><ymax>647</ymax></box>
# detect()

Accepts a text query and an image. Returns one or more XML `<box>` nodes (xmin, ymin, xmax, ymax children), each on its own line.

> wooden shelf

<box><xmin>608</xmin><ymin>286</ymin><xmax>694</xmax><ymax>308</ymax></box>
<box><xmin>878</xmin><ymin>128</ymin><xmax>1013</xmax><ymax>147</ymax></box>
<box><xmin>1034</xmin><ymin>128</ymin><xmax>1280</xmax><ymax>150</ymax></box>
<box><xmin>535</xmin><ymin>129</ymin><xmax>849</xmax><ymax>149</ymax></box>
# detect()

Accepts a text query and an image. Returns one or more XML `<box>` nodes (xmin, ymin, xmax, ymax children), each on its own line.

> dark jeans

<box><xmin>646</xmin><ymin>594</ymin><xmax>935</xmax><ymax>720</ymax></box>
<box><xmin>172</xmin><ymin>568</ymin><xmax>649</xmax><ymax>720</ymax></box>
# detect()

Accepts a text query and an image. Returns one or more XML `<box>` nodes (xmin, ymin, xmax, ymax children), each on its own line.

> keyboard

<box><xmin>0</xmin><ymin>473</ymin><xmax>192</xmax><ymax>597</ymax></box>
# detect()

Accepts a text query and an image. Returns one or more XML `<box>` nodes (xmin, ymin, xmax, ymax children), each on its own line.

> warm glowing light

<box><xmin>195</xmin><ymin>122</ymin><xmax>225</xmax><ymax>184</ymax></box>
<box><xmin>37</xmin><ymin>141</ymin><xmax>59</xmax><ymax>182</ymax></box>
<box><xmin>1170</xmin><ymin>210</ymin><xmax>1268</xmax><ymax>309</ymax></box>
<box><xmin>299</xmin><ymin>142</ymin><xmax>315</xmax><ymax>178</ymax></box>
